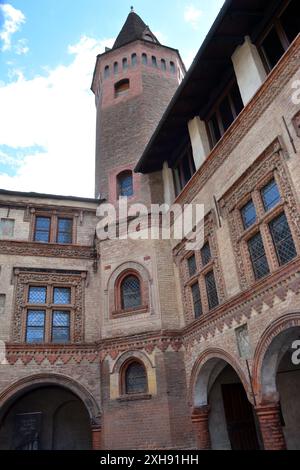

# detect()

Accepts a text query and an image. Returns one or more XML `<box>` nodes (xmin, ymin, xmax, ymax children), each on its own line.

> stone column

<box><xmin>255</xmin><ymin>403</ymin><xmax>286</xmax><ymax>450</ymax></box>
<box><xmin>191</xmin><ymin>406</ymin><xmax>211</xmax><ymax>450</ymax></box>
<box><xmin>91</xmin><ymin>425</ymin><xmax>102</xmax><ymax>450</ymax></box>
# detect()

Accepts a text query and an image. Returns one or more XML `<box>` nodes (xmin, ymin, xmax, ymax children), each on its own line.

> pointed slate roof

<box><xmin>113</xmin><ymin>10</ymin><xmax>159</xmax><ymax>49</ymax></box>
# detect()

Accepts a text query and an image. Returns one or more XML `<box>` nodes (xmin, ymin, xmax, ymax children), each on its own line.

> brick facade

<box><xmin>0</xmin><ymin>7</ymin><xmax>300</xmax><ymax>450</ymax></box>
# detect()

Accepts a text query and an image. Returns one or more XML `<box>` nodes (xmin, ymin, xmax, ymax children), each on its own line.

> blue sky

<box><xmin>0</xmin><ymin>0</ymin><xmax>225</xmax><ymax>197</ymax></box>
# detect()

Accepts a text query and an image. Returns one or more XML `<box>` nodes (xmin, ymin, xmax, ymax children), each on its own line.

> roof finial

<box><xmin>130</xmin><ymin>6</ymin><xmax>134</xmax><ymax>13</ymax></box>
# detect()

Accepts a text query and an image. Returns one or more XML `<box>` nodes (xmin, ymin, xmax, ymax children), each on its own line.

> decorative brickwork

<box><xmin>12</xmin><ymin>270</ymin><xmax>86</xmax><ymax>343</ymax></box>
<box><xmin>0</xmin><ymin>240</ymin><xmax>95</xmax><ymax>259</ymax></box>
<box><xmin>220</xmin><ymin>139</ymin><xmax>300</xmax><ymax>290</ymax></box>
<box><xmin>174</xmin><ymin>212</ymin><xmax>226</xmax><ymax>324</ymax></box>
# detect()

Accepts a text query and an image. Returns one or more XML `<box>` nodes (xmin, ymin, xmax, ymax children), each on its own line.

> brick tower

<box><xmin>91</xmin><ymin>8</ymin><xmax>185</xmax><ymax>204</ymax></box>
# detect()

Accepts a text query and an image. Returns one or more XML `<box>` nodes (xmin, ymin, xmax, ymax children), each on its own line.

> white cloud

<box><xmin>0</xmin><ymin>3</ymin><xmax>26</xmax><ymax>51</ymax></box>
<box><xmin>184</xmin><ymin>4</ymin><xmax>203</xmax><ymax>30</ymax></box>
<box><xmin>15</xmin><ymin>38</ymin><xmax>29</xmax><ymax>55</ymax></box>
<box><xmin>0</xmin><ymin>35</ymin><xmax>115</xmax><ymax>197</ymax></box>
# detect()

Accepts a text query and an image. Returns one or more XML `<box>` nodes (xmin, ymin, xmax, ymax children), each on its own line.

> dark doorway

<box><xmin>0</xmin><ymin>386</ymin><xmax>92</xmax><ymax>450</ymax></box>
<box><xmin>221</xmin><ymin>383</ymin><xmax>259</xmax><ymax>450</ymax></box>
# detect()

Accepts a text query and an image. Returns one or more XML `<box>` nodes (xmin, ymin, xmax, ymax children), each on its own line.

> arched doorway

<box><xmin>0</xmin><ymin>386</ymin><xmax>92</xmax><ymax>450</ymax></box>
<box><xmin>192</xmin><ymin>351</ymin><xmax>261</xmax><ymax>450</ymax></box>
<box><xmin>0</xmin><ymin>374</ymin><xmax>101</xmax><ymax>450</ymax></box>
<box><xmin>253</xmin><ymin>315</ymin><xmax>300</xmax><ymax>450</ymax></box>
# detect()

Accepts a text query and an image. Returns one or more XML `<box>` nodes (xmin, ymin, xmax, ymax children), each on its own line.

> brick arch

<box><xmin>189</xmin><ymin>348</ymin><xmax>251</xmax><ymax>407</ymax></box>
<box><xmin>111</xmin><ymin>350</ymin><xmax>157</xmax><ymax>398</ymax></box>
<box><xmin>0</xmin><ymin>373</ymin><xmax>101</xmax><ymax>426</ymax></box>
<box><xmin>252</xmin><ymin>312</ymin><xmax>300</xmax><ymax>404</ymax></box>
<box><xmin>112</xmin><ymin>350</ymin><xmax>154</xmax><ymax>374</ymax></box>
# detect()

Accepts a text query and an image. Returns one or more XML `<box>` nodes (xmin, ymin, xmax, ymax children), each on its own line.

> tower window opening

<box><xmin>114</xmin><ymin>62</ymin><xmax>118</xmax><ymax>75</ymax></box>
<box><xmin>114</xmin><ymin>79</ymin><xmax>130</xmax><ymax>98</ymax></box>
<box><xmin>122</xmin><ymin>58</ymin><xmax>128</xmax><ymax>70</ymax></box>
<box><xmin>104</xmin><ymin>65</ymin><xmax>110</xmax><ymax>79</ymax></box>
<box><xmin>152</xmin><ymin>56</ymin><xmax>157</xmax><ymax>67</ymax></box>
<box><xmin>131</xmin><ymin>53</ymin><xmax>137</xmax><ymax>66</ymax></box>
<box><xmin>161</xmin><ymin>59</ymin><xmax>166</xmax><ymax>71</ymax></box>
<box><xmin>170</xmin><ymin>61</ymin><xmax>176</xmax><ymax>74</ymax></box>
<box><xmin>117</xmin><ymin>170</ymin><xmax>133</xmax><ymax>197</ymax></box>
<box><xmin>142</xmin><ymin>53</ymin><xmax>148</xmax><ymax>65</ymax></box>
<box><xmin>144</xmin><ymin>33</ymin><xmax>154</xmax><ymax>43</ymax></box>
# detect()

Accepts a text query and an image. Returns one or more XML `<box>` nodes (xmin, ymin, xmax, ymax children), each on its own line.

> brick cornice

<box><xmin>5</xmin><ymin>259</ymin><xmax>300</xmax><ymax>365</ymax></box>
<box><xmin>0</xmin><ymin>239</ymin><xmax>95</xmax><ymax>259</ymax></box>
<box><xmin>182</xmin><ymin>257</ymin><xmax>300</xmax><ymax>345</ymax></box>
<box><xmin>174</xmin><ymin>35</ymin><xmax>300</xmax><ymax>206</ymax></box>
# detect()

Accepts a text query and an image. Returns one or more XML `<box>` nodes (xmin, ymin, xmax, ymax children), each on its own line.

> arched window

<box><xmin>170</xmin><ymin>61</ymin><xmax>176</xmax><ymax>74</ymax></box>
<box><xmin>131</xmin><ymin>53</ymin><xmax>137</xmax><ymax>66</ymax></box>
<box><xmin>144</xmin><ymin>33</ymin><xmax>154</xmax><ymax>43</ymax></box>
<box><xmin>114</xmin><ymin>79</ymin><xmax>130</xmax><ymax>98</ymax></box>
<box><xmin>122</xmin><ymin>58</ymin><xmax>128</xmax><ymax>70</ymax></box>
<box><xmin>161</xmin><ymin>59</ymin><xmax>166</xmax><ymax>71</ymax></box>
<box><xmin>124</xmin><ymin>361</ymin><xmax>148</xmax><ymax>394</ymax></box>
<box><xmin>104</xmin><ymin>65</ymin><xmax>110</xmax><ymax>79</ymax></box>
<box><xmin>113</xmin><ymin>62</ymin><xmax>118</xmax><ymax>75</ymax></box>
<box><xmin>142</xmin><ymin>53</ymin><xmax>147</xmax><ymax>65</ymax></box>
<box><xmin>121</xmin><ymin>275</ymin><xmax>141</xmax><ymax>310</ymax></box>
<box><xmin>152</xmin><ymin>56</ymin><xmax>157</xmax><ymax>67</ymax></box>
<box><xmin>117</xmin><ymin>170</ymin><xmax>133</xmax><ymax>197</ymax></box>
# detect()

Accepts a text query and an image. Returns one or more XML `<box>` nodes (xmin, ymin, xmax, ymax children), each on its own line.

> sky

<box><xmin>0</xmin><ymin>0</ymin><xmax>225</xmax><ymax>198</ymax></box>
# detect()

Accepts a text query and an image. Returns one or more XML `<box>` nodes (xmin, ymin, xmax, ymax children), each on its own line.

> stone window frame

<box><xmin>110</xmin><ymin>350</ymin><xmax>156</xmax><ymax>401</ymax></box>
<box><xmin>30</xmin><ymin>210</ymin><xmax>78</xmax><ymax>245</ymax></box>
<box><xmin>113</xmin><ymin>269</ymin><xmax>148</xmax><ymax>318</ymax></box>
<box><xmin>12</xmin><ymin>269</ymin><xmax>86</xmax><ymax>343</ymax></box>
<box><xmin>220</xmin><ymin>139</ymin><xmax>300</xmax><ymax>291</ymax></box>
<box><xmin>175</xmin><ymin>212</ymin><xmax>226</xmax><ymax>324</ymax></box>
<box><xmin>120</xmin><ymin>358</ymin><xmax>148</xmax><ymax>396</ymax></box>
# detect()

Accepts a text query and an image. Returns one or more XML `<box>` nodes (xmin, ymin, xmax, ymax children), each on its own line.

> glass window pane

<box><xmin>261</xmin><ymin>179</ymin><xmax>281</xmax><ymax>212</ymax></box>
<box><xmin>131</xmin><ymin>53</ymin><xmax>137</xmax><ymax>66</ymax></box>
<box><xmin>142</xmin><ymin>54</ymin><xmax>147</xmax><ymax>65</ymax></box>
<box><xmin>125</xmin><ymin>362</ymin><xmax>147</xmax><ymax>394</ymax></box>
<box><xmin>28</xmin><ymin>286</ymin><xmax>47</xmax><ymax>304</ymax></box>
<box><xmin>52</xmin><ymin>311</ymin><xmax>70</xmax><ymax>344</ymax></box>
<box><xmin>53</xmin><ymin>311</ymin><xmax>70</xmax><ymax>326</ymax></box>
<box><xmin>152</xmin><ymin>56</ymin><xmax>157</xmax><ymax>67</ymax></box>
<box><xmin>119</xmin><ymin>173</ymin><xmax>133</xmax><ymax>197</ymax></box>
<box><xmin>192</xmin><ymin>282</ymin><xmax>202</xmax><ymax>318</ymax></box>
<box><xmin>187</xmin><ymin>255</ymin><xmax>197</xmax><ymax>277</ymax></box>
<box><xmin>26</xmin><ymin>311</ymin><xmax>45</xmax><ymax>343</ymax></box>
<box><xmin>248</xmin><ymin>232</ymin><xmax>270</xmax><ymax>280</ymax></box>
<box><xmin>121</xmin><ymin>275</ymin><xmax>141</xmax><ymax>310</ymax></box>
<box><xmin>34</xmin><ymin>217</ymin><xmax>51</xmax><ymax>243</ymax></box>
<box><xmin>57</xmin><ymin>218</ymin><xmax>72</xmax><ymax>244</ymax></box>
<box><xmin>201</xmin><ymin>242</ymin><xmax>212</xmax><ymax>266</ymax></box>
<box><xmin>205</xmin><ymin>271</ymin><xmax>219</xmax><ymax>310</ymax></box>
<box><xmin>241</xmin><ymin>200</ymin><xmax>257</xmax><ymax>229</ymax></box>
<box><xmin>53</xmin><ymin>287</ymin><xmax>71</xmax><ymax>304</ymax></box>
<box><xmin>269</xmin><ymin>213</ymin><xmax>297</xmax><ymax>266</ymax></box>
